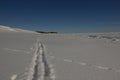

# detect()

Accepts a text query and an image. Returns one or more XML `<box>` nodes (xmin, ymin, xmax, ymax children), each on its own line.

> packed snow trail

<box><xmin>26</xmin><ymin>38</ymin><xmax>54</xmax><ymax>80</ymax></box>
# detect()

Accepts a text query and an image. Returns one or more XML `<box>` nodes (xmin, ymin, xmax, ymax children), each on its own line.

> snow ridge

<box><xmin>0</xmin><ymin>25</ymin><xmax>17</xmax><ymax>32</ymax></box>
<box><xmin>0</xmin><ymin>25</ymin><xmax>35</xmax><ymax>33</ymax></box>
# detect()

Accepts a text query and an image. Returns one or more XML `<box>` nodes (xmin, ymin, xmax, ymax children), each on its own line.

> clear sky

<box><xmin>0</xmin><ymin>0</ymin><xmax>120</xmax><ymax>33</ymax></box>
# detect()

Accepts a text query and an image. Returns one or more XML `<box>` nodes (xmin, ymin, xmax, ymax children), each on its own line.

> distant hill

<box><xmin>36</xmin><ymin>31</ymin><xmax>58</xmax><ymax>34</ymax></box>
<box><xmin>0</xmin><ymin>25</ymin><xmax>35</xmax><ymax>33</ymax></box>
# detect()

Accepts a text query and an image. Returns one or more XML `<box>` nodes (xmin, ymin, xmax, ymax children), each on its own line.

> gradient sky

<box><xmin>0</xmin><ymin>0</ymin><xmax>120</xmax><ymax>33</ymax></box>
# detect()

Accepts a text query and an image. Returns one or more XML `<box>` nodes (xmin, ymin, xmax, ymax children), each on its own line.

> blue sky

<box><xmin>0</xmin><ymin>0</ymin><xmax>120</xmax><ymax>33</ymax></box>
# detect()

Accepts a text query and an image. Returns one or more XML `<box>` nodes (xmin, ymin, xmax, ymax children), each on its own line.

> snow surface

<box><xmin>0</xmin><ymin>27</ymin><xmax>120</xmax><ymax>80</ymax></box>
<box><xmin>38</xmin><ymin>34</ymin><xmax>120</xmax><ymax>80</ymax></box>
<box><xmin>0</xmin><ymin>32</ymin><xmax>37</xmax><ymax>80</ymax></box>
<box><xmin>0</xmin><ymin>25</ymin><xmax>17</xmax><ymax>32</ymax></box>
<box><xmin>0</xmin><ymin>25</ymin><xmax>36</xmax><ymax>33</ymax></box>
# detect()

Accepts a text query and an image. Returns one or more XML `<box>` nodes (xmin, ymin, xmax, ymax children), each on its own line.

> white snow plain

<box><xmin>0</xmin><ymin>27</ymin><xmax>120</xmax><ymax>80</ymax></box>
<box><xmin>38</xmin><ymin>34</ymin><xmax>120</xmax><ymax>80</ymax></box>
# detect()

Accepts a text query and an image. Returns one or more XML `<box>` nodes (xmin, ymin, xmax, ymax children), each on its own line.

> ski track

<box><xmin>24</xmin><ymin>38</ymin><xmax>55</xmax><ymax>80</ymax></box>
<box><xmin>12</xmin><ymin>37</ymin><xmax>120</xmax><ymax>80</ymax></box>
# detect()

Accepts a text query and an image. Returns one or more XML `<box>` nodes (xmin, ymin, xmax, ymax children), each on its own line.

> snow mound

<box><xmin>0</xmin><ymin>25</ymin><xmax>17</xmax><ymax>32</ymax></box>
<box><xmin>0</xmin><ymin>25</ymin><xmax>35</xmax><ymax>33</ymax></box>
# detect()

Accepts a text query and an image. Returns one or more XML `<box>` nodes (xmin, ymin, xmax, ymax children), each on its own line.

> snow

<box><xmin>10</xmin><ymin>74</ymin><xmax>17</xmax><ymax>80</ymax></box>
<box><xmin>39</xmin><ymin>34</ymin><xmax>120</xmax><ymax>80</ymax></box>
<box><xmin>0</xmin><ymin>25</ymin><xmax>36</xmax><ymax>33</ymax></box>
<box><xmin>0</xmin><ymin>25</ymin><xmax>17</xmax><ymax>32</ymax></box>
<box><xmin>0</xmin><ymin>32</ymin><xmax>37</xmax><ymax>80</ymax></box>
<box><xmin>0</xmin><ymin>30</ymin><xmax>120</xmax><ymax>80</ymax></box>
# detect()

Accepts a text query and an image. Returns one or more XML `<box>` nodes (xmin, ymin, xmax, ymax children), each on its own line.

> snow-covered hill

<box><xmin>0</xmin><ymin>25</ymin><xmax>35</xmax><ymax>33</ymax></box>
<box><xmin>0</xmin><ymin>25</ymin><xmax>16</xmax><ymax>32</ymax></box>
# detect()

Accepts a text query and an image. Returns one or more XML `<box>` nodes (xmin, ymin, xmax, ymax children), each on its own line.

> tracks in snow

<box><xmin>49</xmin><ymin>55</ymin><xmax>120</xmax><ymax>73</ymax></box>
<box><xmin>26</xmin><ymin>39</ymin><xmax>54</xmax><ymax>80</ymax></box>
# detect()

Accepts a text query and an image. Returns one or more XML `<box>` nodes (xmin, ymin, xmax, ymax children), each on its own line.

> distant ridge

<box><xmin>0</xmin><ymin>25</ymin><xmax>16</xmax><ymax>32</ymax></box>
<box><xmin>36</xmin><ymin>31</ymin><xmax>58</xmax><ymax>34</ymax></box>
<box><xmin>0</xmin><ymin>25</ymin><xmax>35</xmax><ymax>33</ymax></box>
